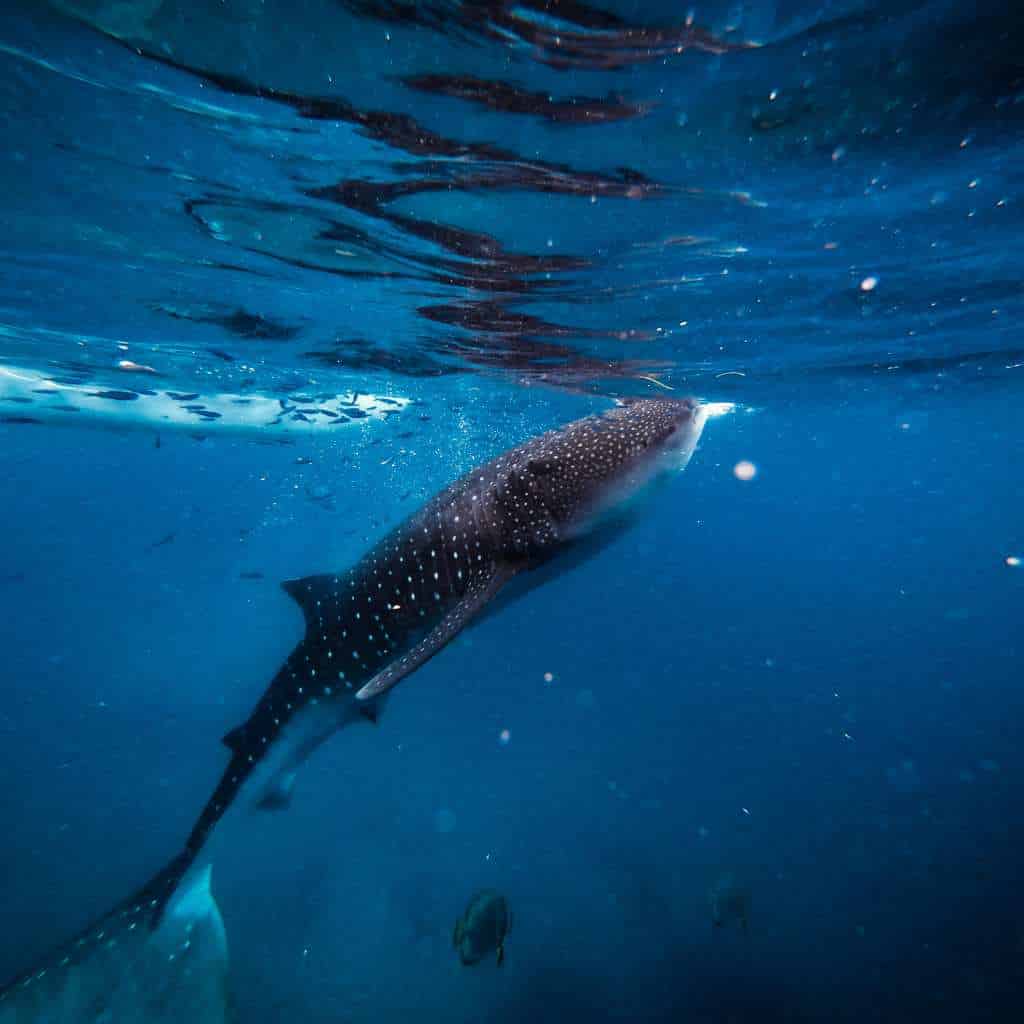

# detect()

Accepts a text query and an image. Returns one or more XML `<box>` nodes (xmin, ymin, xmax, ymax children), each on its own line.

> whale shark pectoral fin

<box><xmin>255</xmin><ymin>770</ymin><xmax>296</xmax><ymax>811</ymax></box>
<box><xmin>356</xmin><ymin>564</ymin><xmax>514</xmax><ymax>701</ymax></box>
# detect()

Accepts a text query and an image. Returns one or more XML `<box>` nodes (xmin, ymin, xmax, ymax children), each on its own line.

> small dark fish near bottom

<box><xmin>454</xmin><ymin>890</ymin><xmax>512</xmax><ymax>967</ymax></box>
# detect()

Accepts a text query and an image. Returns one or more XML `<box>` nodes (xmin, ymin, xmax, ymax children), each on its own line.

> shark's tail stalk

<box><xmin>0</xmin><ymin>852</ymin><xmax>230</xmax><ymax>1023</ymax></box>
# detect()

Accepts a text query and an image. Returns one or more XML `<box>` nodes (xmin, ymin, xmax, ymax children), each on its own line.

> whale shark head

<box><xmin>577</xmin><ymin>396</ymin><xmax>714</xmax><ymax>497</ymax></box>
<box><xmin>492</xmin><ymin>397</ymin><xmax>724</xmax><ymax>558</ymax></box>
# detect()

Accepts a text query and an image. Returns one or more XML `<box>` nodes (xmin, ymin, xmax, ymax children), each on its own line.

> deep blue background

<box><xmin>1</xmin><ymin>1</ymin><xmax>1022</xmax><ymax>1021</ymax></box>
<box><xmin>2</xmin><ymin>383</ymin><xmax>1020</xmax><ymax>1021</ymax></box>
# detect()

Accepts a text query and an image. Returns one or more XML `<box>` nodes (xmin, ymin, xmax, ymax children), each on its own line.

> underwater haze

<box><xmin>1</xmin><ymin>1</ymin><xmax>1022</xmax><ymax>1021</ymax></box>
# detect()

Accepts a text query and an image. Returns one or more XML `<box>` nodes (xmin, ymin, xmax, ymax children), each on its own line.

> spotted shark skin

<box><xmin>180</xmin><ymin>397</ymin><xmax>714</xmax><ymax>862</ymax></box>
<box><xmin>0</xmin><ymin>397</ymin><xmax>717</xmax><ymax>1007</ymax></box>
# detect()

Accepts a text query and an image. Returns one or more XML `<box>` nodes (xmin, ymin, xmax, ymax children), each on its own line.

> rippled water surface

<box><xmin>3</xmin><ymin>0</ymin><xmax>1022</xmax><ymax>406</ymax></box>
<box><xmin>1</xmin><ymin>2</ymin><xmax>1022</xmax><ymax>1022</ymax></box>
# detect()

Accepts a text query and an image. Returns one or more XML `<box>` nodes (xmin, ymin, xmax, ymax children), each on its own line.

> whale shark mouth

<box><xmin>700</xmin><ymin>401</ymin><xmax>736</xmax><ymax>419</ymax></box>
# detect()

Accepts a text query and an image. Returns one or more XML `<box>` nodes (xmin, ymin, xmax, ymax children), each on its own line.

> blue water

<box><xmin>1</xmin><ymin>1</ymin><xmax>1022</xmax><ymax>1021</ymax></box>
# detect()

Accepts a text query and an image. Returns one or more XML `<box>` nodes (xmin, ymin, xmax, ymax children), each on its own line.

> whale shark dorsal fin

<box><xmin>356</xmin><ymin>563</ymin><xmax>514</xmax><ymax>701</ymax></box>
<box><xmin>281</xmin><ymin>573</ymin><xmax>339</xmax><ymax>630</ymax></box>
<box><xmin>222</xmin><ymin>725</ymin><xmax>245</xmax><ymax>752</ymax></box>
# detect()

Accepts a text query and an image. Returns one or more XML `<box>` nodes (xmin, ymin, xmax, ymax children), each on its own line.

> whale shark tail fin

<box><xmin>0</xmin><ymin>854</ymin><xmax>230</xmax><ymax>1024</ymax></box>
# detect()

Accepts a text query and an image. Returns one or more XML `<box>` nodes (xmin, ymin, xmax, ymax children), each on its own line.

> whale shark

<box><xmin>0</xmin><ymin>867</ymin><xmax>231</xmax><ymax>1024</ymax></box>
<box><xmin>0</xmin><ymin>396</ymin><xmax>724</xmax><ymax>1014</ymax></box>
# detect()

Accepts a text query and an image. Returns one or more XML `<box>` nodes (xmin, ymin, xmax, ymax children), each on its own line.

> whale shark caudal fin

<box><xmin>0</xmin><ymin>857</ymin><xmax>230</xmax><ymax>1024</ymax></box>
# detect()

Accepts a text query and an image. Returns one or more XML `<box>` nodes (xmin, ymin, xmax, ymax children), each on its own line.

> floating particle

<box><xmin>543</xmin><ymin>671</ymin><xmax>554</xmax><ymax>684</ymax></box>
<box><xmin>118</xmin><ymin>359</ymin><xmax>156</xmax><ymax>373</ymax></box>
<box><xmin>824</xmin><ymin>241</ymin><xmax>839</xmax><ymax>249</ymax></box>
<box><xmin>498</xmin><ymin>729</ymin><xmax>510</xmax><ymax>745</ymax></box>
<box><xmin>859</xmin><ymin>276</ymin><xmax>878</xmax><ymax>292</ymax></box>
<box><xmin>831</xmin><ymin>145</ymin><xmax>846</xmax><ymax>162</ymax></box>
<box><xmin>1005</xmin><ymin>555</ymin><xmax>1021</xmax><ymax>567</ymax></box>
<box><xmin>733</xmin><ymin>460</ymin><xmax>757</xmax><ymax>481</ymax></box>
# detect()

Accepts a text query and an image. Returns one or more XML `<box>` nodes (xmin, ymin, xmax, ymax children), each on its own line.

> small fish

<box><xmin>453</xmin><ymin>890</ymin><xmax>512</xmax><ymax>966</ymax></box>
<box><xmin>708</xmin><ymin>871</ymin><xmax>750</xmax><ymax>933</ymax></box>
<box><xmin>117</xmin><ymin>360</ymin><xmax>157</xmax><ymax>374</ymax></box>
<box><xmin>89</xmin><ymin>390</ymin><xmax>140</xmax><ymax>401</ymax></box>
<box><xmin>239</xmin><ymin>571</ymin><xmax>265</xmax><ymax>581</ymax></box>
<box><xmin>306</xmin><ymin>485</ymin><xmax>334</xmax><ymax>509</ymax></box>
<box><xmin>147</xmin><ymin>532</ymin><xmax>176</xmax><ymax>551</ymax></box>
